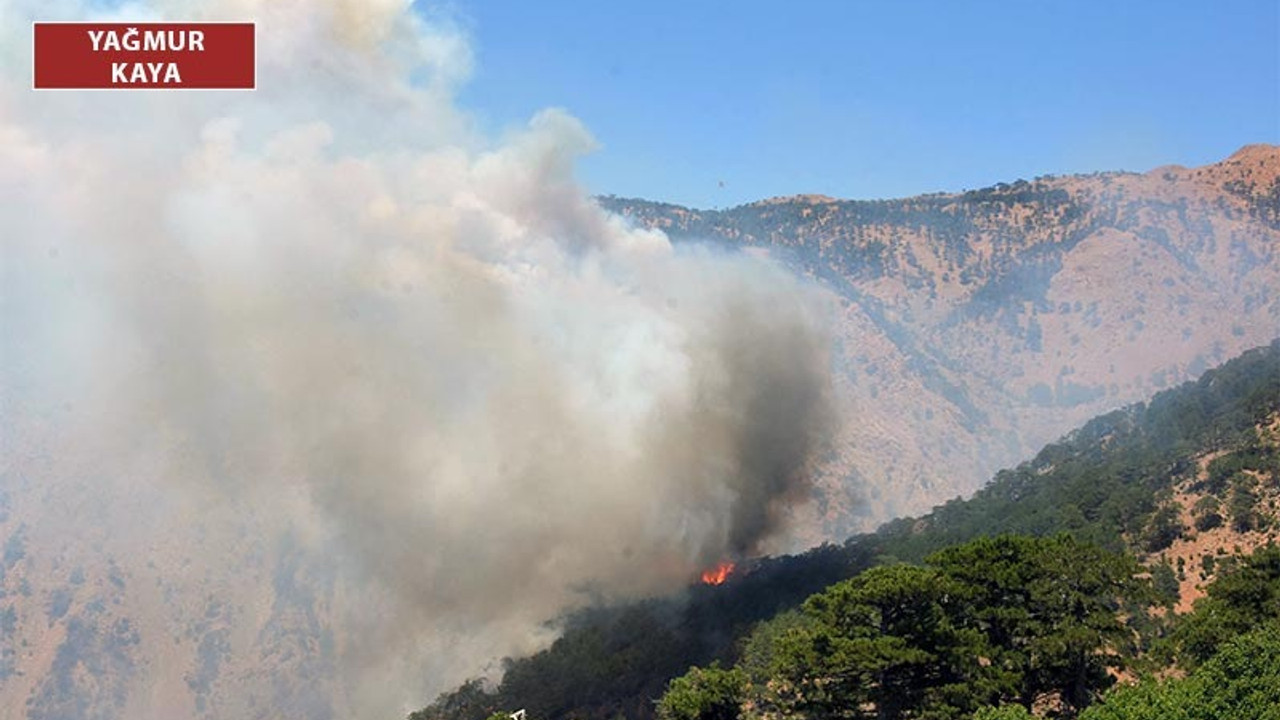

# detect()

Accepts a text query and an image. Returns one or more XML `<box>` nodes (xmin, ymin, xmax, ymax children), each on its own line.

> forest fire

<box><xmin>700</xmin><ymin>561</ymin><xmax>736</xmax><ymax>586</ymax></box>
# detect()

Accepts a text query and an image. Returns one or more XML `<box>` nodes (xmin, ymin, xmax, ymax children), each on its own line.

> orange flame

<box><xmin>700</xmin><ymin>561</ymin><xmax>736</xmax><ymax>586</ymax></box>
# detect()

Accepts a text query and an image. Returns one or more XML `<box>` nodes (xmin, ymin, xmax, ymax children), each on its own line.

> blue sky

<box><xmin>447</xmin><ymin>1</ymin><xmax>1279</xmax><ymax>208</ymax></box>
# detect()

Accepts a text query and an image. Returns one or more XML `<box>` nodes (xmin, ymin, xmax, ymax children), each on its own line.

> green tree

<box><xmin>1228</xmin><ymin>475</ymin><xmax>1261</xmax><ymax>533</ymax></box>
<box><xmin>927</xmin><ymin>535</ymin><xmax>1149</xmax><ymax>714</ymax></box>
<box><xmin>772</xmin><ymin>564</ymin><xmax>995</xmax><ymax>719</ymax></box>
<box><xmin>1191</xmin><ymin>496</ymin><xmax>1222</xmax><ymax>532</ymax></box>
<box><xmin>1151</xmin><ymin>561</ymin><xmax>1179</xmax><ymax>607</ymax></box>
<box><xmin>655</xmin><ymin>664</ymin><xmax>745</xmax><ymax>720</ymax></box>
<box><xmin>735</xmin><ymin>610</ymin><xmax>813</xmax><ymax>717</ymax></box>
<box><xmin>1142</xmin><ymin>504</ymin><xmax>1183</xmax><ymax>552</ymax></box>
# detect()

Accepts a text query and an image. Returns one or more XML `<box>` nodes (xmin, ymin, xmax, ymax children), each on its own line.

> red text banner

<box><xmin>34</xmin><ymin>22</ymin><xmax>255</xmax><ymax>89</ymax></box>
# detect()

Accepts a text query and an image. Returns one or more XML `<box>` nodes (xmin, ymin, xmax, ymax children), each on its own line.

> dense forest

<box><xmin>415</xmin><ymin>339</ymin><xmax>1280</xmax><ymax>720</ymax></box>
<box><xmin>654</xmin><ymin>541</ymin><xmax>1280</xmax><ymax>720</ymax></box>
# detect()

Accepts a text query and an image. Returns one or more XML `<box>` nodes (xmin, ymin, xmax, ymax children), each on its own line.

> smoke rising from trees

<box><xmin>0</xmin><ymin>0</ymin><xmax>835</xmax><ymax>714</ymax></box>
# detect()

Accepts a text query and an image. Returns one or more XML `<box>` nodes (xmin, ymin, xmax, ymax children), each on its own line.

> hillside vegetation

<box><xmin>603</xmin><ymin>146</ymin><xmax>1280</xmax><ymax>537</ymax></box>
<box><xmin>417</xmin><ymin>339</ymin><xmax>1280</xmax><ymax>720</ymax></box>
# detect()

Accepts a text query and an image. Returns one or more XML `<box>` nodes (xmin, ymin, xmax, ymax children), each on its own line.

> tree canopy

<box><xmin>660</xmin><ymin>535</ymin><xmax>1152</xmax><ymax>720</ymax></box>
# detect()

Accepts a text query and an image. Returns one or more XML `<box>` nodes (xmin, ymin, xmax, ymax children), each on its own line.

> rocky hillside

<box><xmin>0</xmin><ymin>465</ymin><xmax>338</xmax><ymax>720</ymax></box>
<box><xmin>600</xmin><ymin>144</ymin><xmax>1280</xmax><ymax>540</ymax></box>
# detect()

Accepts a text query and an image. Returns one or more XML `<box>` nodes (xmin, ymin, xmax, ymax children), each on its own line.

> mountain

<box><xmin>4</xmin><ymin>147</ymin><xmax>1278</xmax><ymax>720</ymax></box>
<box><xmin>420</xmin><ymin>339</ymin><xmax>1280</xmax><ymax>720</ymax></box>
<box><xmin>600</xmin><ymin>144</ymin><xmax>1280</xmax><ymax>540</ymax></box>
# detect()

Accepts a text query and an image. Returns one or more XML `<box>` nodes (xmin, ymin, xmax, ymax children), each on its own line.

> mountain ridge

<box><xmin>605</xmin><ymin>142</ymin><xmax>1280</xmax><ymax>213</ymax></box>
<box><xmin>600</xmin><ymin>144</ymin><xmax>1280</xmax><ymax>540</ymax></box>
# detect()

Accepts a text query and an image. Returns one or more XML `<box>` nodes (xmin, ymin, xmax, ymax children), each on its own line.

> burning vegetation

<box><xmin>699</xmin><ymin>562</ymin><xmax>736</xmax><ymax>586</ymax></box>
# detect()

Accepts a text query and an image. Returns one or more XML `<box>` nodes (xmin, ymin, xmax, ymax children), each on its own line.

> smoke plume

<box><xmin>0</xmin><ymin>1</ymin><xmax>834</xmax><ymax>715</ymax></box>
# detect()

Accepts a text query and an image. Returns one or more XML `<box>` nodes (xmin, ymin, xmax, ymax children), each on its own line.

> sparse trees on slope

<box><xmin>1080</xmin><ymin>621</ymin><xmax>1280</xmax><ymax>720</ymax></box>
<box><xmin>1173</xmin><ymin>544</ymin><xmax>1280</xmax><ymax>666</ymax></box>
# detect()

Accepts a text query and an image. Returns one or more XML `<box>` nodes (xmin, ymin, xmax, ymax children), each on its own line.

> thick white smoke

<box><xmin>1</xmin><ymin>1</ymin><xmax>833</xmax><ymax>716</ymax></box>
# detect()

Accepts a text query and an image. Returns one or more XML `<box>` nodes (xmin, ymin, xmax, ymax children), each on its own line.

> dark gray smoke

<box><xmin>0</xmin><ymin>0</ymin><xmax>834</xmax><ymax>715</ymax></box>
